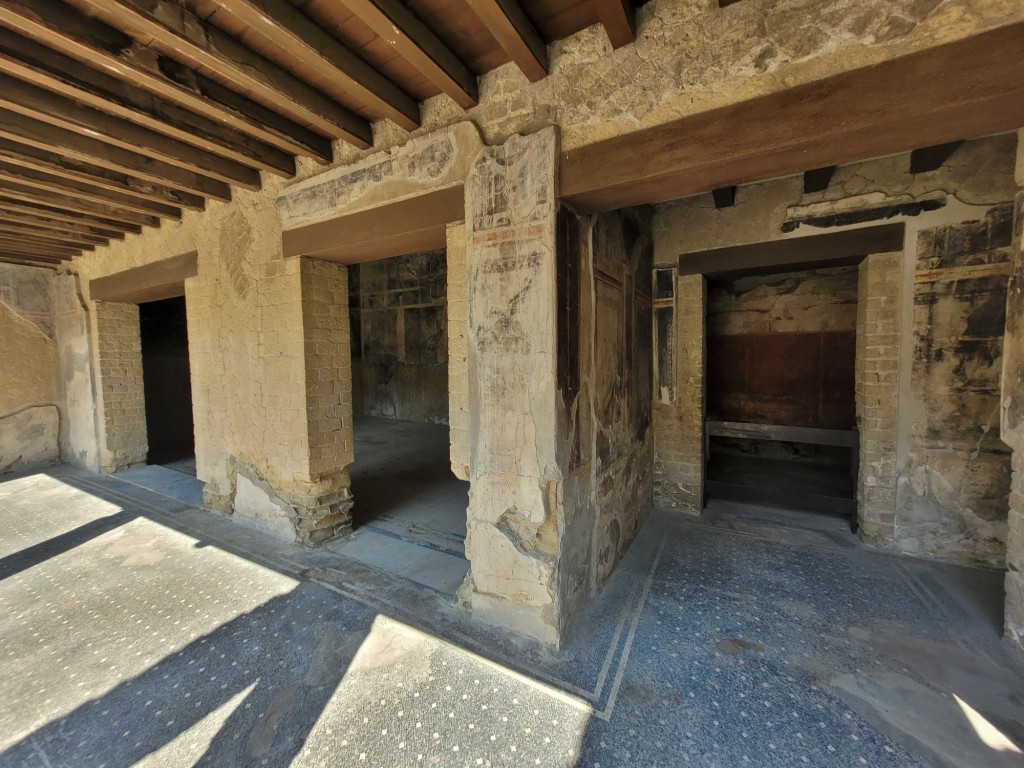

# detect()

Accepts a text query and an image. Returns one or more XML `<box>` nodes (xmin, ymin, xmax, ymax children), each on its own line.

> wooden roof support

<box><xmin>0</xmin><ymin>204</ymin><xmax>128</xmax><ymax>239</ymax></box>
<box><xmin>592</xmin><ymin>0</ymin><xmax>636</xmax><ymax>49</ymax></box>
<box><xmin>0</xmin><ymin>236</ymin><xmax>81</xmax><ymax>258</ymax></box>
<box><xmin>0</xmin><ymin>27</ymin><xmax>294</xmax><ymax>177</ymax></box>
<box><xmin>0</xmin><ymin>162</ymin><xmax>187</xmax><ymax>219</ymax></box>
<box><xmin>0</xmin><ymin>254</ymin><xmax>64</xmax><ymax>268</ymax></box>
<box><xmin>0</xmin><ymin>228</ymin><xmax>95</xmax><ymax>251</ymax></box>
<box><xmin>214</xmin><ymin>0</ymin><xmax>421</xmax><ymax>129</ymax></box>
<box><xmin>0</xmin><ymin>138</ymin><xmax>205</xmax><ymax>211</ymax></box>
<box><xmin>0</xmin><ymin>0</ymin><xmax>332</xmax><ymax>163</ymax></box>
<box><xmin>0</xmin><ymin>73</ymin><xmax>261</xmax><ymax>189</ymax></box>
<box><xmin>465</xmin><ymin>0</ymin><xmax>548</xmax><ymax>82</ymax></box>
<box><xmin>0</xmin><ymin>184</ymin><xmax>160</xmax><ymax>229</ymax></box>
<box><xmin>0</xmin><ymin>108</ymin><xmax>229</xmax><ymax>203</ymax></box>
<box><xmin>341</xmin><ymin>0</ymin><xmax>479</xmax><ymax>109</ymax></box>
<box><xmin>71</xmin><ymin>0</ymin><xmax>372</xmax><ymax>146</ymax></box>
<box><xmin>0</xmin><ymin>220</ymin><xmax>108</xmax><ymax>247</ymax></box>
<box><xmin>561</xmin><ymin>22</ymin><xmax>1024</xmax><ymax>211</ymax></box>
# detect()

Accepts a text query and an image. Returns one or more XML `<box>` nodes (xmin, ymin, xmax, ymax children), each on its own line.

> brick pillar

<box><xmin>855</xmin><ymin>252</ymin><xmax>902</xmax><ymax>545</ymax></box>
<box><xmin>446</xmin><ymin>221</ymin><xmax>470</xmax><ymax>481</ymax></box>
<box><xmin>653</xmin><ymin>273</ymin><xmax>706</xmax><ymax>513</ymax></box>
<box><xmin>92</xmin><ymin>300</ymin><xmax>147</xmax><ymax>473</ymax></box>
<box><xmin>460</xmin><ymin>127</ymin><xmax>567</xmax><ymax>647</ymax></box>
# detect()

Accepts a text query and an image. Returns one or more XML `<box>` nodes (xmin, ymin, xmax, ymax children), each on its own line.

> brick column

<box><xmin>855</xmin><ymin>252</ymin><xmax>902</xmax><ymax>545</ymax></box>
<box><xmin>92</xmin><ymin>300</ymin><xmax>147</xmax><ymax>473</ymax></box>
<box><xmin>653</xmin><ymin>273</ymin><xmax>706</xmax><ymax>513</ymax></box>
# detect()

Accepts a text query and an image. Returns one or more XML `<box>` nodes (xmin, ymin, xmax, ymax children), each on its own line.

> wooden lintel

<box><xmin>909</xmin><ymin>140</ymin><xmax>965</xmax><ymax>174</ymax></box>
<box><xmin>712</xmin><ymin>186</ymin><xmax>736</xmax><ymax>209</ymax></box>
<box><xmin>593</xmin><ymin>0</ymin><xmax>636</xmax><ymax>49</ymax></box>
<box><xmin>466</xmin><ymin>0</ymin><xmax>548</xmax><ymax>82</ymax></box>
<box><xmin>90</xmin><ymin>251</ymin><xmax>198</xmax><ymax>303</ymax></box>
<box><xmin>678</xmin><ymin>223</ymin><xmax>905</xmax><ymax>279</ymax></box>
<box><xmin>282</xmin><ymin>186</ymin><xmax>464</xmax><ymax>263</ymax></box>
<box><xmin>706</xmin><ymin>420</ymin><xmax>858</xmax><ymax>448</ymax></box>
<box><xmin>560</xmin><ymin>22</ymin><xmax>1024</xmax><ymax>211</ymax></box>
<box><xmin>803</xmin><ymin>166</ymin><xmax>837</xmax><ymax>194</ymax></box>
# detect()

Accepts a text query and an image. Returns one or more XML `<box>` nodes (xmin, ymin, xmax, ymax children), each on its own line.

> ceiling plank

<box><xmin>0</xmin><ymin>108</ymin><xmax>230</xmax><ymax>202</ymax></box>
<box><xmin>0</xmin><ymin>205</ymin><xmax>127</xmax><ymax>240</ymax></box>
<box><xmin>0</xmin><ymin>161</ymin><xmax>185</xmax><ymax>219</ymax></box>
<box><xmin>0</xmin><ymin>220</ymin><xmax>108</xmax><ymax>247</ymax></box>
<box><xmin>70</xmin><ymin>0</ymin><xmax>373</xmax><ymax>146</ymax></box>
<box><xmin>592</xmin><ymin>0</ymin><xmax>635</xmax><ymax>49</ymax></box>
<box><xmin>0</xmin><ymin>138</ymin><xmax>204</xmax><ymax>211</ymax></box>
<box><xmin>214</xmin><ymin>0</ymin><xmax>421</xmax><ymax>129</ymax></box>
<box><xmin>0</xmin><ymin>72</ymin><xmax>260</xmax><ymax>189</ymax></box>
<box><xmin>561</xmin><ymin>22</ymin><xmax>1024</xmax><ymax>211</ymax></box>
<box><xmin>329</xmin><ymin>0</ymin><xmax>478</xmax><ymax>109</ymax></box>
<box><xmin>0</xmin><ymin>27</ymin><xmax>293</xmax><ymax>178</ymax></box>
<box><xmin>0</xmin><ymin>229</ymin><xmax>95</xmax><ymax>251</ymax></box>
<box><xmin>465</xmin><ymin>0</ymin><xmax>548</xmax><ymax>82</ymax></box>
<box><xmin>0</xmin><ymin>184</ymin><xmax>160</xmax><ymax>229</ymax></box>
<box><xmin>0</xmin><ymin>254</ymin><xmax>64</xmax><ymax>268</ymax></box>
<box><xmin>0</xmin><ymin>236</ymin><xmax>81</xmax><ymax>257</ymax></box>
<box><xmin>0</xmin><ymin>0</ymin><xmax>332</xmax><ymax>163</ymax></box>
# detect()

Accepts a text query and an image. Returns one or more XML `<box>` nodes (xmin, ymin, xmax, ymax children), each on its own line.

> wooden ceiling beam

<box><xmin>0</xmin><ymin>184</ymin><xmax>160</xmax><ymax>229</ymax></box>
<box><xmin>322</xmin><ymin>0</ymin><xmax>478</xmax><ymax>109</ymax></box>
<box><xmin>0</xmin><ymin>28</ymin><xmax>294</xmax><ymax>178</ymax></box>
<box><xmin>214</xmin><ymin>0</ymin><xmax>421</xmax><ymax>129</ymax></box>
<box><xmin>0</xmin><ymin>0</ymin><xmax>332</xmax><ymax>163</ymax></box>
<box><xmin>0</xmin><ymin>138</ymin><xmax>204</xmax><ymax>211</ymax></box>
<box><xmin>0</xmin><ymin>73</ymin><xmax>260</xmax><ymax>189</ymax></box>
<box><xmin>0</xmin><ymin>204</ymin><xmax>128</xmax><ymax>239</ymax></box>
<box><xmin>0</xmin><ymin>220</ymin><xmax>108</xmax><ymax>247</ymax></box>
<box><xmin>70</xmin><ymin>0</ymin><xmax>372</xmax><ymax>146</ymax></box>
<box><xmin>592</xmin><ymin>0</ymin><xmax>636</xmax><ymax>49</ymax></box>
<box><xmin>0</xmin><ymin>161</ymin><xmax>186</xmax><ymax>219</ymax></box>
<box><xmin>465</xmin><ymin>0</ymin><xmax>548</xmax><ymax>82</ymax></box>
<box><xmin>0</xmin><ymin>108</ymin><xmax>229</xmax><ymax>202</ymax></box>
<box><xmin>0</xmin><ymin>236</ymin><xmax>81</xmax><ymax>258</ymax></box>
<box><xmin>0</xmin><ymin>254</ymin><xmax>64</xmax><ymax>268</ymax></box>
<box><xmin>0</xmin><ymin>228</ymin><xmax>95</xmax><ymax>251</ymax></box>
<box><xmin>561</xmin><ymin>22</ymin><xmax>1024</xmax><ymax>211</ymax></box>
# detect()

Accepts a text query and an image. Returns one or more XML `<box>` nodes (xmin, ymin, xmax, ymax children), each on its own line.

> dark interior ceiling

<box><xmin>0</xmin><ymin>0</ymin><xmax>638</xmax><ymax>268</ymax></box>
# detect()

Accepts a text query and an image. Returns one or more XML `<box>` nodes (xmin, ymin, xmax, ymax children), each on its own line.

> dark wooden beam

<box><xmin>593</xmin><ymin>0</ymin><xmax>636</xmax><ymax>49</ymax></box>
<box><xmin>0</xmin><ymin>73</ymin><xmax>260</xmax><ymax>189</ymax></box>
<box><xmin>74</xmin><ymin>0</ymin><xmax>372</xmax><ymax>147</ymax></box>
<box><xmin>0</xmin><ymin>236</ymin><xmax>81</xmax><ymax>258</ymax></box>
<box><xmin>718</xmin><ymin>0</ymin><xmax>744</xmax><ymax>6</ymax></box>
<box><xmin>0</xmin><ymin>186</ymin><xmax>157</xmax><ymax>230</ymax></box>
<box><xmin>0</xmin><ymin>0</ymin><xmax>332</xmax><ymax>163</ymax></box>
<box><xmin>803</xmin><ymin>166</ymin><xmax>837</xmax><ymax>193</ymax></box>
<box><xmin>0</xmin><ymin>205</ymin><xmax>127</xmax><ymax>240</ymax></box>
<box><xmin>0</xmin><ymin>161</ymin><xmax>186</xmax><ymax>219</ymax></box>
<box><xmin>0</xmin><ymin>108</ymin><xmax>229</xmax><ymax>203</ymax></box>
<box><xmin>90</xmin><ymin>250</ymin><xmax>197</xmax><ymax>303</ymax></box>
<box><xmin>0</xmin><ymin>254</ymin><xmax>64</xmax><ymax>268</ymax></box>
<box><xmin>712</xmin><ymin>186</ymin><xmax>736</xmax><ymax>208</ymax></box>
<box><xmin>465</xmin><ymin>0</ymin><xmax>547</xmax><ymax>82</ymax></box>
<box><xmin>678</xmin><ymin>223</ymin><xmax>905</xmax><ymax>279</ymax></box>
<box><xmin>0</xmin><ymin>223</ymin><xmax>100</xmax><ymax>249</ymax></box>
<box><xmin>342</xmin><ymin>0</ymin><xmax>478</xmax><ymax>108</ymax></box>
<box><xmin>561</xmin><ymin>22</ymin><xmax>1024</xmax><ymax>211</ymax></box>
<box><xmin>0</xmin><ymin>220</ymin><xmax>107</xmax><ymax>248</ymax></box>
<box><xmin>283</xmin><ymin>186</ymin><xmax>464</xmax><ymax>263</ymax></box>
<box><xmin>215</xmin><ymin>0</ymin><xmax>421</xmax><ymax>129</ymax></box>
<box><xmin>0</xmin><ymin>233</ymin><xmax>91</xmax><ymax>254</ymax></box>
<box><xmin>0</xmin><ymin>138</ymin><xmax>204</xmax><ymax>211</ymax></box>
<box><xmin>910</xmin><ymin>140</ymin><xmax>964</xmax><ymax>174</ymax></box>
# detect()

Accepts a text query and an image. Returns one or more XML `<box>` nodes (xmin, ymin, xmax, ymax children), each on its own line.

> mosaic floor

<box><xmin>0</xmin><ymin>466</ymin><xmax>1022</xmax><ymax>767</ymax></box>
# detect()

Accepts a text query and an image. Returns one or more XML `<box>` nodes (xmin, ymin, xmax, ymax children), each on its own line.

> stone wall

<box><xmin>92</xmin><ymin>301</ymin><xmax>147</xmax><ymax>474</ymax></box>
<box><xmin>653</xmin><ymin>134</ymin><xmax>1018</xmax><ymax>565</ymax></box>
<box><xmin>0</xmin><ymin>263</ymin><xmax>60</xmax><ymax>473</ymax></box>
<box><xmin>350</xmin><ymin>250</ymin><xmax>448</xmax><ymax>424</ymax></box>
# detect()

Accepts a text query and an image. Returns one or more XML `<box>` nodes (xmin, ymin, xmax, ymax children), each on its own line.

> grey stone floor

<box><xmin>1</xmin><ymin>466</ymin><xmax>1023</xmax><ymax>767</ymax></box>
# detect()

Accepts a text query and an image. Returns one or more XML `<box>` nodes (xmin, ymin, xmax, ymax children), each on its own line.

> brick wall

<box><xmin>855</xmin><ymin>252</ymin><xmax>902</xmax><ymax>545</ymax></box>
<box><xmin>654</xmin><ymin>273</ymin><xmax>706</xmax><ymax>513</ymax></box>
<box><xmin>447</xmin><ymin>222</ymin><xmax>470</xmax><ymax>481</ymax></box>
<box><xmin>93</xmin><ymin>300</ymin><xmax>147</xmax><ymax>473</ymax></box>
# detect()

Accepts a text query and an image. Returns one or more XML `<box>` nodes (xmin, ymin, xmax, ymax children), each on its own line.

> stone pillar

<box><xmin>653</xmin><ymin>273</ymin><xmax>706</xmax><ymax>513</ymax></box>
<box><xmin>446</xmin><ymin>221</ymin><xmax>470</xmax><ymax>481</ymax></box>
<box><xmin>855</xmin><ymin>252</ymin><xmax>902</xmax><ymax>545</ymax></box>
<box><xmin>91</xmin><ymin>300</ymin><xmax>147</xmax><ymax>473</ymax></box>
<box><xmin>460</xmin><ymin>127</ymin><xmax>567</xmax><ymax>647</ymax></box>
<box><xmin>54</xmin><ymin>274</ymin><xmax>99</xmax><ymax>471</ymax></box>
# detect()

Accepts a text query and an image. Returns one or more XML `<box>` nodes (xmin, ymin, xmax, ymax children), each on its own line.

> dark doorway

<box><xmin>140</xmin><ymin>296</ymin><xmax>194</xmax><ymax>466</ymax></box>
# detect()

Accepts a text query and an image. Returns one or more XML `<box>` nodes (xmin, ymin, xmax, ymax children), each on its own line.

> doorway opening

<box><xmin>704</xmin><ymin>265</ymin><xmax>859</xmax><ymax>522</ymax></box>
<box><xmin>330</xmin><ymin>248</ymin><xmax>470</xmax><ymax>596</ymax></box>
<box><xmin>140</xmin><ymin>295</ymin><xmax>195</xmax><ymax>475</ymax></box>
